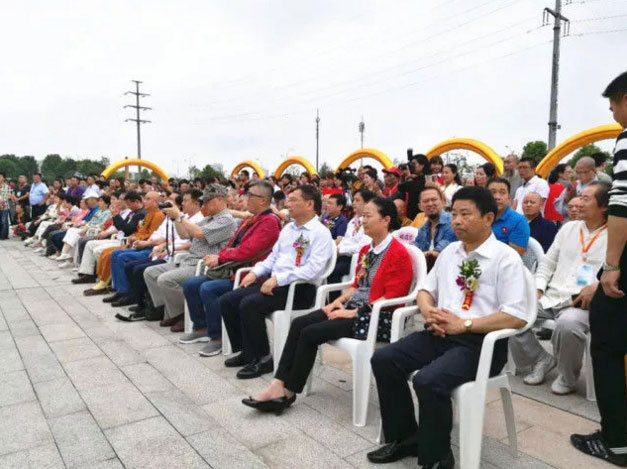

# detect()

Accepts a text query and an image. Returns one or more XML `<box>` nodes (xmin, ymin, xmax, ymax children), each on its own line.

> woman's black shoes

<box><xmin>241</xmin><ymin>393</ymin><xmax>296</xmax><ymax>415</ymax></box>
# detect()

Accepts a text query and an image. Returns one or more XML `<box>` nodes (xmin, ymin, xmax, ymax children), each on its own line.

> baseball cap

<box><xmin>382</xmin><ymin>167</ymin><xmax>402</xmax><ymax>177</ymax></box>
<box><xmin>199</xmin><ymin>184</ymin><xmax>228</xmax><ymax>202</ymax></box>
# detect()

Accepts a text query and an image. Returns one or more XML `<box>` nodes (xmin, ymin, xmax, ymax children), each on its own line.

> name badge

<box><xmin>576</xmin><ymin>263</ymin><xmax>595</xmax><ymax>287</ymax></box>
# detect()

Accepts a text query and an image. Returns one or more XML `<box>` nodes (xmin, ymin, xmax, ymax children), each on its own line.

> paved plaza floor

<box><xmin>0</xmin><ymin>239</ymin><xmax>615</xmax><ymax>468</ymax></box>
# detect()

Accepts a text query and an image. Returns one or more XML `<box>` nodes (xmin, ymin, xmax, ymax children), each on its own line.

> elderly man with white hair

<box><xmin>554</xmin><ymin>156</ymin><xmax>599</xmax><ymax>217</ymax></box>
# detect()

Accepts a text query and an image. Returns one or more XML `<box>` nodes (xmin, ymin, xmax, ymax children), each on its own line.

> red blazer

<box><xmin>351</xmin><ymin>238</ymin><xmax>414</xmax><ymax>303</ymax></box>
<box><xmin>218</xmin><ymin>211</ymin><xmax>282</xmax><ymax>264</ymax></box>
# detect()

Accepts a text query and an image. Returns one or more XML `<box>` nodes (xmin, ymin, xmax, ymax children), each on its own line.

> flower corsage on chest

<box><xmin>456</xmin><ymin>258</ymin><xmax>482</xmax><ymax>311</ymax></box>
<box><xmin>292</xmin><ymin>234</ymin><xmax>310</xmax><ymax>266</ymax></box>
<box><xmin>356</xmin><ymin>251</ymin><xmax>373</xmax><ymax>281</ymax></box>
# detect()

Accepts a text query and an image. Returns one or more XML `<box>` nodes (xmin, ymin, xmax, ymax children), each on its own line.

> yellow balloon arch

<box><xmin>273</xmin><ymin>157</ymin><xmax>318</xmax><ymax>179</ymax></box>
<box><xmin>536</xmin><ymin>123</ymin><xmax>623</xmax><ymax>178</ymax></box>
<box><xmin>101</xmin><ymin>159</ymin><xmax>168</xmax><ymax>181</ymax></box>
<box><xmin>230</xmin><ymin>161</ymin><xmax>266</xmax><ymax>179</ymax></box>
<box><xmin>426</xmin><ymin>138</ymin><xmax>503</xmax><ymax>175</ymax></box>
<box><xmin>335</xmin><ymin>148</ymin><xmax>394</xmax><ymax>173</ymax></box>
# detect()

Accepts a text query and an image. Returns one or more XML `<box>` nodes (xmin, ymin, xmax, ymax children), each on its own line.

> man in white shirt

<box><xmin>220</xmin><ymin>185</ymin><xmax>334</xmax><ymax>380</ymax></box>
<box><xmin>510</xmin><ymin>182</ymin><xmax>610</xmax><ymax>395</ymax></box>
<box><xmin>512</xmin><ymin>157</ymin><xmax>549</xmax><ymax>214</ymax></box>
<box><xmin>368</xmin><ymin>186</ymin><xmax>528</xmax><ymax>469</ymax></box>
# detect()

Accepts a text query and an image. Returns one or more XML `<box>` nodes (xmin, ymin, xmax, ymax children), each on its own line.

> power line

<box><xmin>124</xmin><ymin>80</ymin><xmax>151</xmax><ymax>160</ymax></box>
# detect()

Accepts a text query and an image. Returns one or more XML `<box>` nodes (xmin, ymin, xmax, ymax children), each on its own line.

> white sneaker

<box><xmin>24</xmin><ymin>238</ymin><xmax>34</xmax><ymax>245</ymax></box>
<box><xmin>33</xmin><ymin>247</ymin><xmax>44</xmax><ymax>253</ymax></box>
<box><xmin>551</xmin><ymin>374</ymin><xmax>577</xmax><ymax>395</ymax></box>
<box><xmin>56</xmin><ymin>253</ymin><xmax>71</xmax><ymax>261</ymax></box>
<box><xmin>523</xmin><ymin>353</ymin><xmax>557</xmax><ymax>385</ymax></box>
<box><xmin>58</xmin><ymin>261</ymin><xmax>73</xmax><ymax>269</ymax></box>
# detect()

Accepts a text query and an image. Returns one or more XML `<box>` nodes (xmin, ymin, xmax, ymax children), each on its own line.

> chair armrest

<box><xmin>284</xmin><ymin>280</ymin><xmax>308</xmax><ymax>312</ymax></box>
<box><xmin>194</xmin><ymin>259</ymin><xmax>204</xmax><ymax>276</ymax></box>
<box><xmin>314</xmin><ymin>281</ymin><xmax>354</xmax><ymax>309</ymax></box>
<box><xmin>233</xmin><ymin>267</ymin><xmax>254</xmax><ymax>289</ymax></box>
<box><xmin>390</xmin><ymin>305</ymin><xmax>420</xmax><ymax>343</ymax></box>
<box><xmin>474</xmin><ymin>327</ymin><xmax>521</xmax><ymax>384</ymax></box>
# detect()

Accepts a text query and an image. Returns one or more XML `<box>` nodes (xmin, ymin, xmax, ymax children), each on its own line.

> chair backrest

<box><xmin>521</xmin><ymin>237</ymin><xmax>544</xmax><ymax>273</ymax></box>
<box><xmin>319</xmin><ymin>244</ymin><xmax>338</xmax><ymax>284</ymax></box>
<box><xmin>404</xmin><ymin>244</ymin><xmax>428</xmax><ymax>297</ymax></box>
<box><xmin>393</xmin><ymin>227</ymin><xmax>419</xmax><ymax>245</ymax></box>
<box><xmin>521</xmin><ymin>268</ymin><xmax>538</xmax><ymax>333</ymax></box>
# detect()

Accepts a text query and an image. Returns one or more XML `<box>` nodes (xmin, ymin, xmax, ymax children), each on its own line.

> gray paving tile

<box><xmin>0</xmin><ymin>330</ymin><xmax>15</xmax><ymax>349</ymax></box>
<box><xmin>72</xmin><ymin>458</ymin><xmax>125</xmax><ymax>468</ymax></box>
<box><xmin>0</xmin><ymin>401</ymin><xmax>54</xmax><ymax>456</ymax></box>
<box><xmin>80</xmin><ymin>381</ymin><xmax>159</xmax><ymax>429</ymax></box>
<box><xmin>480</xmin><ymin>437</ymin><xmax>554</xmax><ymax>469</ymax></box>
<box><xmin>105</xmin><ymin>416</ymin><xmax>209</xmax><ymax>468</ymax></box>
<box><xmin>39</xmin><ymin>322</ymin><xmax>86</xmax><ymax>343</ymax></box>
<box><xmin>0</xmin><ymin>345</ymin><xmax>25</xmax><ymax>373</ymax></box>
<box><xmin>0</xmin><ymin>311</ymin><xmax>7</xmax><ymax>331</ymax></box>
<box><xmin>122</xmin><ymin>362</ymin><xmax>175</xmax><ymax>394</ymax></box>
<box><xmin>99</xmin><ymin>339</ymin><xmax>146</xmax><ymax>366</ymax></box>
<box><xmin>0</xmin><ymin>370</ymin><xmax>36</xmax><ymax>408</ymax></box>
<box><xmin>33</xmin><ymin>376</ymin><xmax>86</xmax><ymax>418</ymax></box>
<box><xmin>187</xmin><ymin>427</ymin><xmax>268</xmax><ymax>469</ymax></box>
<box><xmin>49</xmin><ymin>410</ymin><xmax>115</xmax><ymax>467</ymax></box>
<box><xmin>49</xmin><ymin>336</ymin><xmax>103</xmax><ymax>363</ymax></box>
<box><xmin>8</xmin><ymin>317</ymin><xmax>40</xmax><ymax>337</ymax></box>
<box><xmin>63</xmin><ymin>356</ymin><xmax>128</xmax><ymax>390</ymax></box>
<box><xmin>146</xmin><ymin>389</ymin><xmax>218</xmax><ymax>437</ymax></box>
<box><xmin>344</xmin><ymin>445</ymin><xmax>416</xmax><ymax>468</ymax></box>
<box><xmin>0</xmin><ymin>442</ymin><xmax>64</xmax><ymax>468</ymax></box>
<box><xmin>255</xmin><ymin>431</ymin><xmax>354</xmax><ymax>468</ymax></box>
<box><xmin>202</xmin><ymin>395</ymin><xmax>300</xmax><ymax>449</ymax></box>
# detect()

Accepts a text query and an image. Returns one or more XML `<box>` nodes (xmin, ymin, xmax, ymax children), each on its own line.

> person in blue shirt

<box><xmin>488</xmin><ymin>177</ymin><xmax>530</xmax><ymax>255</ymax></box>
<box><xmin>522</xmin><ymin>191</ymin><xmax>558</xmax><ymax>252</ymax></box>
<box><xmin>320</xmin><ymin>193</ymin><xmax>348</xmax><ymax>239</ymax></box>
<box><xmin>414</xmin><ymin>187</ymin><xmax>457</xmax><ymax>269</ymax></box>
<box><xmin>28</xmin><ymin>172</ymin><xmax>50</xmax><ymax>219</ymax></box>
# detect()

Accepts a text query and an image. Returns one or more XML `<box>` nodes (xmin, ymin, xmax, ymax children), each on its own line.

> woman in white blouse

<box><xmin>442</xmin><ymin>164</ymin><xmax>462</xmax><ymax>208</ymax></box>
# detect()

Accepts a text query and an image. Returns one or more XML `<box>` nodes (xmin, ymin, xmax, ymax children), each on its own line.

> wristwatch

<box><xmin>602</xmin><ymin>262</ymin><xmax>620</xmax><ymax>272</ymax></box>
<box><xmin>464</xmin><ymin>319</ymin><xmax>473</xmax><ymax>333</ymax></box>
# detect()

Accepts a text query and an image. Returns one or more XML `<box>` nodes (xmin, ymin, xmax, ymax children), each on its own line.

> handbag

<box><xmin>350</xmin><ymin>302</ymin><xmax>393</xmax><ymax>343</ymax></box>
<box><xmin>204</xmin><ymin>247</ymin><xmax>271</xmax><ymax>280</ymax></box>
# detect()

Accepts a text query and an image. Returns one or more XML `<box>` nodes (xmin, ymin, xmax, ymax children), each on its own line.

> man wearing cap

<box><xmin>143</xmin><ymin>185</ymin><xmax>237</xmax><ymax>331</ymax></box>
<box><xmin>382</xmin><ymin>167</ymin><xmax>402</xmax><ymax>198</ymax></box>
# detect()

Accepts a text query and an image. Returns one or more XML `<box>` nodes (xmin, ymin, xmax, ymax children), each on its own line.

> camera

<box><xmin>158</xmin><ymin>202</ymin><xmax>172</xmax><ymax>210</ymax></box>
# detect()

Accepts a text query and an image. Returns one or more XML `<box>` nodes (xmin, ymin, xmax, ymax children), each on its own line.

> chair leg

<box><xmin>499</xmin><ymin>386</ymin><xmax>518</xmax><ymax>457</ymax></box>
<box><xmin>505</xmin><ymin>345</ymin><xmax>516</xmax><ymax>375</ymax></box>
<box><xmin>272</xmin><ymin>313</ymin><xmax>291</xmax><ymax>375</ymax></box>
<box><xmin>184</xmin><ymin>304</ymin><xmax>192</xmax><ymax>334</ymax></box>
<box><xmin>585</xmin><ymin>334</ymin><xmax>596</xmax><ymax>402</ymax></box>
<box><xmin>456</xmin><ymin>387</ymin><xmax>485</xmax><ymax>469</ymax></box>
<box><xmin>304</xmin><ymin>349</ymin><xmax>320</xmax><ymax>397</ymax></box>
<box><xmin>221</xmin><ymin>319</ymin><xmax>232</xmax><ymax>355</ymax></box>
<box><xmin>352</xmin><ymin>353</ymin><xmax>372</xmax><ymax>427</ymax></box>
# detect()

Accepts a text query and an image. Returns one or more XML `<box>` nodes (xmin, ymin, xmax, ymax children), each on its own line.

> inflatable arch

<box><xmin>230</xmin><ymin>161</ymin><xmax>266</xmax><ymax>179</ymax></box>
<box><xmin>426</xmin><ymin>138</ymin><xmax>503</xmax><ymax>175</ymax></box>
<box><xmin>335</xmin><ymin>148</ymin><xmax>394</xmax><ymax>173</ymax></box>
<box><xmin>273</xmin><ymin>157</ymin><xmax>317</xmax><ymax>179</ymax></box>
<box><xmin>536</xmin><ymin>124</ymin><xmax>623</xmax><ymax>178</ymax></box>
<box><xmin>101</xmin><ymin>159</ymin><xmax>168</xmax><ymax>181</ymax></box>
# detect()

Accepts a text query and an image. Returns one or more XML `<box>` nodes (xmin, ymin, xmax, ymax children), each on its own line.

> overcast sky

<box><xmin>1</xmin><ymin>0</ymin><xmax>626</xmax><ymax>177</ymax></box>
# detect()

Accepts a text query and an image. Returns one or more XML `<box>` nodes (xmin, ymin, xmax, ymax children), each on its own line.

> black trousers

<box><xmin>128</xmin><ymin>258</ymin><xmax>166</xmax><ymax>304</ymax></box>
<box><xmin>40</xmin><ymin>223</ymin><xmax>62</xmax><ymax>242</ymax></box>
<box><xmin>371</xmin><ymin>330</ymin><xmax>507</xmax><ymax>465</ymax></box>
<box><xmin>275</xmin><ymin>309</ymin><xmax>353</xmax><ymax>393</ymax></box>
<box><xmin>31</xmin><ymin>204</ymin><xmax>46</xmax><ymax>219</ymax></box>
<box><xmin>589</xmin><ymin>248</ymin><xmax>627</xmax><ymax>448</ymax></box>
<box><xmin>219</xmin><ymin>282</ymin><xmax>316</xmax><ymax>362</ymax></box>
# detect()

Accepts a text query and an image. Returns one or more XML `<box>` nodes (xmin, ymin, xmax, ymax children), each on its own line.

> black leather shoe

<box><xmin>242</xmin><ymin>394</ymin><xmax>296</xmax><ymax>415</ymax></box>
<box><xmin>144</xmin><ymin>305</ymin><xmax>164</xmax><ymax>322</ymax></box>
<box><xmin>103</xmin><ymin>293</ymin><xmax>123</xmax><ymax>303</ymax></box>
<box><xmin>224</xmin><ymin>353</ymin><xmax>248</xmax><ymax>368</ymax></box>
<box><xmin>367</xmin><ymin>440</ymin><xmax>419</xmax><ymax>464</ymax></box>
<box><xmin>72</xmin><ymin>275</ymin><xmax>96</xmax><ymax>284</ymax></box>
<box><xmin>128</xmin><ymin>305</ymin><xmax>141</xmax><ymax>313</ymax></box>
<box><xmin>236</xmin><ymin>358</ymin><xmax>274</xmax><ymax>379</ymax></box>
<box><xmin>419</xmin><ymin>451</ymin><xmax>455</xmax><ymax>469</ymax></box>
<box><xmin>111</xmin><ymin>295</ymin><xmax>136</xmax><ymax>307</ymax></box>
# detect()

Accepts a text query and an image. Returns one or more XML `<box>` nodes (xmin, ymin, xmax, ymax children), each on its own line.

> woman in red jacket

<box><xmin>242</xmin><ymin>197</ymin><xmax>414</xmax><ymax>414</ymax></box>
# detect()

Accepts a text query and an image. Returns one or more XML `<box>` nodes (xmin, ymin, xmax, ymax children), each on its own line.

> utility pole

<box><xmin>315</xmin><ymin>109</ymin><xmax>320</xmax><ymax>172</ymax></box>
<box><xmin>358</xmin><ymin>116</ymin><xmax>365</xmax><ymax>149</ymax></box>
<box><xmin>124</xmin><ymin>80</ymin><xmax>152</xmax><ymax>159</ymax></box>
<box><xmin>543</xmin><ymin>0</ymin><xmax>570</xmax><ymax>151</ymax></box>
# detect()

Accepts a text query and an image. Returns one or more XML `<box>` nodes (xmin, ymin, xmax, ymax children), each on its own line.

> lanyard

<box><xmin>579</xmin><ymin>225</ymin><xmax>606</xmax><ymax>262</ymax></box>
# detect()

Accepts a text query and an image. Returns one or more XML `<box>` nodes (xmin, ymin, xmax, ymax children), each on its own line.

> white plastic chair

<box><xmin>269</xmin><ymin>248</ymin><xmax>337</xmax><ymax>372</ymax></box>
<box><xmin>585</xmin><ymin>333</ymin><xmax>595</xmax><ymax>401</ymax></box>
<box><xmin>305</xmin><ymin>245</ymin><xmax>427</xmax><ymax>427</ymax></box>
<box><xmin>183</xmin><ymin>260</ymin><xmax>206</xmax><ymax>335</ymax></box>
<box><xmin>392</xmin><ymin>226</ymin><xmax>419</xmax><ymax>245</ymax></box>
<box><xmin>341</xmin><ymin>252</ymin><xmax>359</xmax><ymax>283</ymax></box>
<box><xmin>521</xmin><ymin>237</ymin><xmax>545</xmax><ymax>274</ymax></box>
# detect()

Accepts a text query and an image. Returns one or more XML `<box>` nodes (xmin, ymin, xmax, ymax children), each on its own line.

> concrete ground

<box><xmin>0</xmin><ymin>238</ymin><xmax>614</xmax><ymax>468</ymax></box>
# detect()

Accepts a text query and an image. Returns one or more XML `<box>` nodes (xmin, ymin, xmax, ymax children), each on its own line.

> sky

<box><xmin>1</xmin><ymin>0</ymin><xmax>626</xmax><ymax>177</ymax></box>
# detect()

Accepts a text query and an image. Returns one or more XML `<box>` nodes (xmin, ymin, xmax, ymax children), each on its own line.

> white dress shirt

<box><xmin>422</xmin><ymin>233</ymin><xmax>528</xmax><ymax>321</ymax></box>
<box><xmin>337</xmin><ymin>216</ymin><xmax>372</xmax><ymax>256</ymax></box>
<box><xmin>536</xmin><ymin>220</ymin><xmax>607</xmax><ymax>309</ymax></box>
<box><xmin>514</xmin><ymin>175</ymin><xmax>550</xmax><ymax>214</ymax></box>
<box><xmin>253</xmin><ymin>216</ymin><xmax>334</xmax><ymax>287</ymax></box>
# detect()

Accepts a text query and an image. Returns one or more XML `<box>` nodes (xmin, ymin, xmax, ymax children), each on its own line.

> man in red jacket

<box><xmin>180</xmin><ymin>181</ymin><xmax>282</xmax><ymax>357</ymax></box>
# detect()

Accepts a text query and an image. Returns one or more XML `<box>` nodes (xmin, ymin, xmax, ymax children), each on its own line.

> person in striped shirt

<box><xmin>571</xmin><ymin>70</ymin><xmax>627</xmax><ymax>467</ymax></box>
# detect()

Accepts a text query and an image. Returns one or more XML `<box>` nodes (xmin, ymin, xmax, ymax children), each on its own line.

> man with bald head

<box><xmin>84</xmin><ymin>191</ymin><xmax>166</xmax><ymax>295</ymax></box>
<box><xmin>523</xmin><ymin>192</ymin><xmax>558</xmax><ymax>252</ymax></box>
<box><xmin>554</xmin><ymin>157</ymin><xmax>599</xmax><ymax>218</ymax></box>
